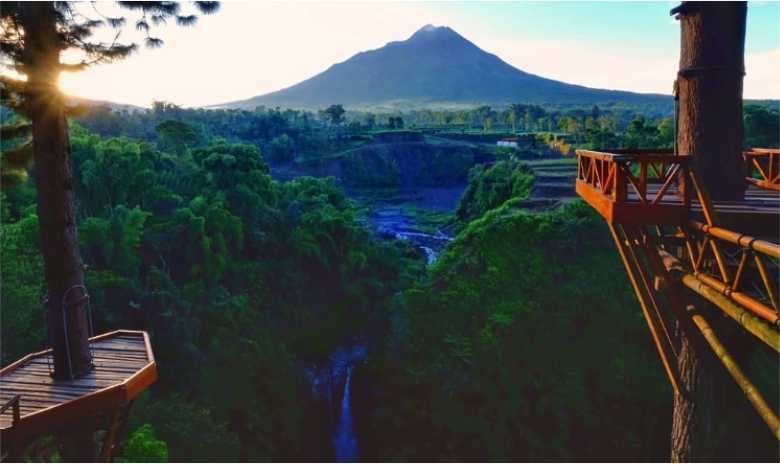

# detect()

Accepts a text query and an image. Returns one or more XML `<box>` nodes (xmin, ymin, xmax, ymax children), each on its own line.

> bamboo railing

<box><xmin>575</xmin><ymin>148</ymin><xmax>780</xmax><ymax>440</ymax></box>
<box><xmin>680</xmin><ymin>220</ymin><xmax>779</xmax><ymax>326</ymax></box>
<box><xmin>744</xmin><ymin>148</ymin><xmax>780</xmax><ymax>192</ymax></box>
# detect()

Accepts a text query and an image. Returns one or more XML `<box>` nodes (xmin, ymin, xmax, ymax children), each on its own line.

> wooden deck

<box><xmin>575</xmin><ymin>149</ymin><xmax>780</xmax><ymax>233</ymax></box>
<box><xmin>575</xmin><ymin>149</ymin><xmax>780</xmax><ymax>438</ymax></box>
<box><xmin>0</xmin><ymin>330</ymin><xmax>156</xmax><ymax>445</ymax></box>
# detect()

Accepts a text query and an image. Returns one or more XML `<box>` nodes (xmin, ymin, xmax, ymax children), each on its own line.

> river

<box><xmin>370</xmin><ymin>207</ymin><xmax>453</xmax><ymax>265</ymax></box>
<box><xmin>353</xmin><ymin>187</ymin><xmax>462</xmax><ymax>265</ymax></box>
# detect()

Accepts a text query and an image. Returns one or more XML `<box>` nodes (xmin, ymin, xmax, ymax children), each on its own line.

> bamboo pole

<box><xmin>686</xmin><ymin>307</ymin><xmax>780</xmax><ymax>440</ymax></box>
<box><xmin>688</xmin><ymin>220</ymin><xmax>780</xmax><ymax>259</ymax></box>
<box><xmin>660</xmin><ymin>251</ymin><xmax>780</xmax><ymax>353</ymax></box>
<box><xmin>658</xmin><ymin>249</ymin><xmax>780</xmax><ymax>440</ymax></box>
<box><xmin>623</xmin><ymin>226</ymin><xmax>679</xmax><ymax>356</ymax></box>
<box><xmin>694</xmin><ymin>272</ymin><xmax>778</xmax><ymax>326</ymax></box>
<box><xmin>609</xmin><ymin>224</ymin><xmax>682</xmax><ymax>394</ymax></box>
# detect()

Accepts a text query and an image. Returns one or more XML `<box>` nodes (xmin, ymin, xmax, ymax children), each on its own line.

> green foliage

<box><xmin>387</xmin><ymin>116</ymin><xmax>404</xmax><ymax>129</ymax></box>
<box><xmin>322</xmin><ymin>104</ymin><xmax>346</xmax><ymax>125</ymax></box>
<box><xmin>363</xmin><ymin>202</ymin><xmax>671</xmax><ymax>460</ymax></box>
<box><xmin>5</xmin><ymin>96</ymin><xmax>778</xmax><ymax>461</ymax></box>
<box><xmin>126</xmin><ymin>396</ymin><xmax>240</xmax><ymax>461</ymax></box>
<box><xmin>456</xmin><ymin>160</ymin><xmax>534</xmax><ymax>227</ymax></box>
<box><xmin>0</xmin><ymin>109</ymin><xmax>32</xmax><ymax>189</ymax></box>
<box><xmin>119</xmin><ymin>424</ymin><xmax>169</xmax><ymax>463</ymax></box>
<box><xmin>155</xmin><ymin>119</ymin><xmax>205</xmax><ymax>155</ymax></box>
<box><xmin>80</xmin><ymin>206</ymin><xmax>150</xmax><ymax>278</ymax></box>
<box><xmin>266</xmin><ymin>134</ymin><xmax>296</xmax><ymax>163</ymax></box>
<box><xmin>0</xmin><ymin>212</ymin><xmax>45</xmax><ymax>364</ymax></box>
<box><xmin>1</xmin><ymin>122</ymin><xmax>421</xmax><ymax>460</ymax></box>
<box><xmin>621</xmin><ymin>115</ymin><xmax>673</xmax><ymax>149</ymax></box>
<box><xmin>744</xmin><ymin>104</ymin><xmax>780</xmax><ymax>148</ymax></box>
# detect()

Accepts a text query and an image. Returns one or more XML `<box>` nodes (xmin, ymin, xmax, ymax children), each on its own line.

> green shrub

<box><xmin>119</xmin><ymin>424</ymin><xmax>169</xmax><ymax>462</ymax></box>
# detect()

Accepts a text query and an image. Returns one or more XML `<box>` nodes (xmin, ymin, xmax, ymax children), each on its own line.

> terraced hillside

<box><xmin>519</xmin><ymin>158</ymin><xmax>579</xmax><ymax>210</ymax></box>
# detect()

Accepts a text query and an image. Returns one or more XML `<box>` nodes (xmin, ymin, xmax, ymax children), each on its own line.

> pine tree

<box><xmin>670</xmin><ymin>2</ymin><xmax>747</xmax><ymax>461</ymax></box>
<box><xmin>1</xmin><ymin>3</ymin><xmax>217</xmax><ymax>457</ymax></box>
<box><xmin>1</xmin><ymin>0</ymin><xmax>219</xmax><ymax>378</ymax></box>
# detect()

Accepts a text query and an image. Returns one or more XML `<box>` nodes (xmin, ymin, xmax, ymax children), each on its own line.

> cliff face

<box><xmin>295</xmin><ymin>138</ymin><xmax>494</xmax><ymax>188</ymax></box>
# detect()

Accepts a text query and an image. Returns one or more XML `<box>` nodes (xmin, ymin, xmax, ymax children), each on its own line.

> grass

<box><xmin>522</xmin><ymin>158</ymin><xmax>578</xmax><ymax>167</ymax></box>
<box><xmin>401</xmin><ymin>204</ymin><xmax>454</xmax><ymax>234</ymax></box>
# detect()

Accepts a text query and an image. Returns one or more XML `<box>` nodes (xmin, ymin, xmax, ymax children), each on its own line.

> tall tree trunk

<box><xmin>20</xmin><ymin>3</ymin><xmax>96</xmax><ymax>461</ymax></box>
<box><xmin>21</xmin><ymin>3</ymin><xmax>93</xmax><ymax>381</ymax></box>
<box><xmin>670</xmin><ymin>321</ymin><xmax>716</xmax><ymax>462</ymax></box>
<box><xmin>676</xmin><ymin>1</ymin><xmax>747</xmax><ymax>201</ymax></box>
<box><xmin>671</xmin><ymin>2</ymin><xmax>748</xmax><ymax>461</ymax></box>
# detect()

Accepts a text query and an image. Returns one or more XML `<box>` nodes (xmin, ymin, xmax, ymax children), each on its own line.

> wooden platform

<box><xmin>0</xmin><ymin>330</ymin><xmax>156</xmax><ymax>445</ymax></box>
<box><xmin>575</xmin><ymin>149</ymin><xmax>780</xmax><ymax>233</ymax></box>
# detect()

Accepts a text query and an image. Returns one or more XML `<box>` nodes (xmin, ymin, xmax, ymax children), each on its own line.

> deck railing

<box><xmin>576</xmin><ymin>150</ymin><xmax>691</xmax><ymax>223</ymax></box>
<box><xmin>744</xmin><ymin>148</ymin><xmax>780</xmax><ymax>192</ymax></box>
<box><xmin>0</xmin><ymin>396</ymin><xmax>20</xmax><ymax>426</ymax></box>
<box><xmin>678</xmin><ymin>220</ymin><xmax>780</xmax><ymax>327</ymax></box>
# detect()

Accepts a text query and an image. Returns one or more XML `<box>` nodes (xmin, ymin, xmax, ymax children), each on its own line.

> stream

<box><xmin>353</xmin><ymin>187</ymin><xmax>461</xmax><ymax>265</ymax></box>
<box><xmin>370</xmin><ymin>207</ymin><xmax>453</xmax><ymax>265</ymax></box>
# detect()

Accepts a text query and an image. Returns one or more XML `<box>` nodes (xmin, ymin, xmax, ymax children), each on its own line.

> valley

<box><xmin>47</xmin><ymin>90</ymin><xmax>775</xmax><ymax>462</ymax></box>
<box><xmin>2</xmin><ymin>4</ymin><xmax>778</xmax><ymax>461</ymax></box>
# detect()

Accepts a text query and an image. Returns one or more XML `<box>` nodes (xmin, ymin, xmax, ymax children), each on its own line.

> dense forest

<box><xmin>3</xmin><ymin>99</ymin><xmax>778</xmax><ymax>460</ymax></box>
<box><xmin>2</xmin><ymin>3</ymin><xmax>778</xmax><ymax>462</ymax></box>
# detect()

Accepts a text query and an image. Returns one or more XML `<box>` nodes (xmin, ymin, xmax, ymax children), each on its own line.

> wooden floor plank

<box><xmin>26</xmin><ymin>359</ymin><xmax>142</xmax><ymax>373</ymax></box>
<box><xmin>18</xmin><ymin>364</ymin><xmax>128</xmax><ymax>379</ymax></box>
<box><xmin>90</xmin><ymin>353</ymin><xmax>148</xmax><ymax>362</ymax></box>
<box><xmin>93</xmin><ymin>340</ymin><xmax>146</xmax><ymax>351</ymax></box>
<box><xmin>3</xmin><ymin>372</ymin><xmax>103</xmax><ymax>385</ymax></box>
<box><xmin>0</xmin><ymin>390</ymin><xmax>82</xmax><ymax>403</ymax></box>
<box><xmin>90</xmin><ymin>348</ymin><xmax>147</xmax><ymax>358</ymax></box>
<box><xmin>1</xmin><ymin>331</ymin><xmax>157</xmax><ymax>434</ymax></box>
<box><xmin>1</xmin><ymin>378</ymin><xmax>99</xmax><ymax>389</ymax></box>
<box><xmin>0</xmin><ymin>393</ymin><xmax>65</xmax><ymax>406</ymax></box>
<box><xmin>90</xmin><ymin>353</ymin><xmax>147</xmax><ymax>362</ymax></box>
<box><xmin>91</xmin><ymin>357</ymin><xmax>148</xmax><ymax>366</ymax></box>
<box><xmin>112</xmin><ymin>335</ymin><xmax>146</xmax><ymax>342</ymax></box>
<box><xmin>8</xmin><ymin>400</ymin><xmax>60</xmax><ymax>411</ymax></box>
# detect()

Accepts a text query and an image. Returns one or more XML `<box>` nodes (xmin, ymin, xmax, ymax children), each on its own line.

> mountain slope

<box><xmin>218</xmin><ymin>25</ymin><xmax>670</xmax><ymax>109</ymax></box>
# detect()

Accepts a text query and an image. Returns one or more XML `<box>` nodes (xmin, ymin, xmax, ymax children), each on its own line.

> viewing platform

<box><xmin>575</xmin><ymin>148</ymin><xmax>780</xmax><ymax>439</ymax></box>
<box><xmin>576</xmin><ymin>149</ymin><xmax>780</xmax><ymax>234</ymax></box>
<box><xmin>0</xmin><ymin>330</ymin><xmax>157</xmax><ymax>457</ymax></box>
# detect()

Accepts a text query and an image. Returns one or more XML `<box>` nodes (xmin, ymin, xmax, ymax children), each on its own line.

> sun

<box><xmin>57</xmin><ymin>72</ymin><xmax>80</xmax><ymax>98</ymax></box>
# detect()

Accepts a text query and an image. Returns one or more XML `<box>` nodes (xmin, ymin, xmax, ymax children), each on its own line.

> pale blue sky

<box><xmin>60</xmin><ymin>1</ymin><xmax>780</xmax><ymax>107</ymax></box>
<box><xmin>426</xmin><ymin>2</ymin><xmax>778</xmax><ymax>53</ymax></box>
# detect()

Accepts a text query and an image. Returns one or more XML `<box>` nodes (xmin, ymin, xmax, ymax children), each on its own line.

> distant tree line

<box><xmin>74</xmin><ymin>101</ymin><xmax>778</xmax><ymax>169</ymax></box>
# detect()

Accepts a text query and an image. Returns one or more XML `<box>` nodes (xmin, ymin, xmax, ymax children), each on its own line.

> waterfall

<box><xmin>333</xmin><ymin>367</ymin><xmax>357</xmax><ymax>462</ymax></box>
<box><xmin>420</xmin><ymin>246</ymin><xmax>437</xmax><ymax>266</ymax></box>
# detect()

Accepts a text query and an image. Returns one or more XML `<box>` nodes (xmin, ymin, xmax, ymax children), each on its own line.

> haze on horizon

<box><xmin>58</xmin><ymin>1</ymin><xmax>780</xmax><ymax>108</ymax></box>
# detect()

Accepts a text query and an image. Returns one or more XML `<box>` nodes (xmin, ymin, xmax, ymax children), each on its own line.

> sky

<box><xmin>56</xmin><ymin>1</ymin><xmax>780</xmax><ymax>108</ymax></box>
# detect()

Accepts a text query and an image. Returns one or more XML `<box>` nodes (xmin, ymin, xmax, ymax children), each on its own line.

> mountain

<box><xmin>215</xmin><ymin>25</ymin><xmax>671</xmax><ymax>110</ymax></box>
<box><xmin>68</xmin><ymin>96</ymin><xmax>146</xmax><ymax>113</ymax></box>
